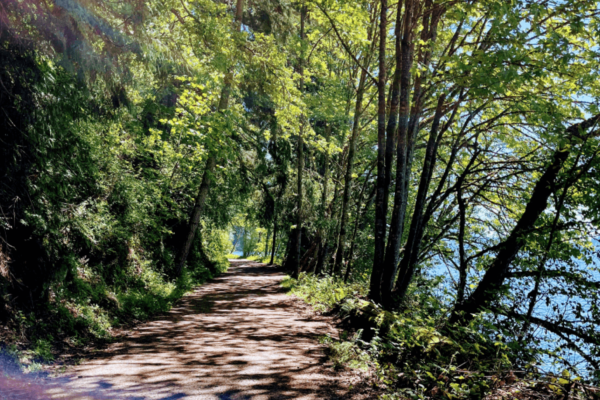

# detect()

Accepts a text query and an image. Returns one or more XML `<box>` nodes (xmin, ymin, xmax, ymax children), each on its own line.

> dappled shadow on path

<box><xmin>1</xmin><ymin>260</ymin><xmax>346</xmax><ymax>399</ymax></box>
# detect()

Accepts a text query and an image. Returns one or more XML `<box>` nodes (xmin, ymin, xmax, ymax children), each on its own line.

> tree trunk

<box><xmin>345</xmin><ymin>169</ymin><xmax>374</xmax><ymax>282</ymax></box>
<box><xmin>456</xmin><ymin>172</ymin><xmax>468</xmax><ymax>304</ymax></box>
<box><xmin>380</xmin><ymin>0</ymin><xmax>416</xmax><ymax>307</ymax></box>
<box><xmin>295</xmin><ymin>134</ymin><xmax>304</xmax><ymax>276</ymax></box>
<box><xmin>242</xmin><ymin>226</ymin><xmax>249</xmax><ymax>258</ymax></box>
<box><xmin>334</xmin><ymin>69</ymin><xmax>367</xmax><ymax>274</ymax></box>
<box><xmin>347</xmin><ymin>186</ymin><xmax>376</xmax><ymax>274</ymax></box>
<box><xmin>382</xmin><ymin>2</ymin><xmax>447</xmax><ymax>306</ymax></box>
<box><xmin>309</xmin><ymin>242</ymin><xmax>321</xmax><ymax>273</ymax></box>
<box><xmin>322</xmin><ymin>124</ymin><xmax>331</xmax><ymax>217</ymax></box>
<box><xmin>284</xmin><ymin>228</ymin><xmax>297</xmax><ymax>270</ymax></box>
<box><xmin>369</xmin><ymin>0</ymin><xmax>388</xmax><ymax>303</ymax></box>
<box><xmin>520</xmin><ymin>206</ymin><xmax>562</xmax><ymax>338</ymax></box>
<box><xmin>393</xmin><ymin>95</ymin><xmax>468</xmax><ymax>302</ymax></box>
<box><xmin>299</xmin><ymin>241</ymin><xmax>319</xmax><ymax>272</ymax></box>
<box><xmin>392</xmin><ymin>94</ymin><xmax>447</xmax><ymax>303</ymax></box>
<box><xmin>402</xmin><ymin>0</ymin><xmax>442</xmax><ymax>216</ymax></box>
<box><xmin>293</xmin><ymin>4</ymin><xmax>308</xmax><ymax>278</ymax></box>
<box><xmin>309</xmin><ymin>124</ymin><xmax>331</xmax><ymax>275</ymax></box>
<box><xmin>326</xmin><ymin>132</ymin><xmax>348</xmax><ymax>274</ymax></box>
<box><xmin>269</xmin><ymin>218</ymin><xmax>277</xmax><ymax>265</ymax></box>
<box><xmin>519</xmin><ymin>156</ymin><xmax>591</xmax><ymax>339</ymax></box>
<box><xmin>174</xmin><ymin>156</ymin><xmax>216</xmax><ymax>276</ymax></box>
<box><xmin>269</xmin><ymin>109</ymin><xmax>282</xmax><ymax>267</ymax></box>
<box><xmin>316</xmin><ymin>243</ymin><xmax>329</xmax><ymax>275</ymax></box>
<box><xmin>264</xmin><ymin>225</ymin><xmax>271</xmax><ymax>259</ymax></box>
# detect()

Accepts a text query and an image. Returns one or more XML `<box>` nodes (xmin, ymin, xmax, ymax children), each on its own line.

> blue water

<box><xmin>428</xmin><ymin>245</ymin><xmax>600</xmax><ymax>379</ymax></box>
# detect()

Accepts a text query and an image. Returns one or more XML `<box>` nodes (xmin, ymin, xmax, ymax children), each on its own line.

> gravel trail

<box><xmin>0</xmin><ymin>260</ymin><xmax>348</xmax><ymax>399</ymax></box>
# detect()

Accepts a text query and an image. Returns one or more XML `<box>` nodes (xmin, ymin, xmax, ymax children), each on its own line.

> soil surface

<box><xmin>0</xmin><ymin>260</ymin><xmax>353</xmax><ymax>399</ymax></box>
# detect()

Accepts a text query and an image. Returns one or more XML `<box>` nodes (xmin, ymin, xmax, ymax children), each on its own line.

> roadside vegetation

<box><xmin>285</xmin><ymin>273</ymin><xmax>599</xmax><ymax>399</ymax></box>
<box><xmin>1</xmin><ymin>0</ymin><xmax>600</xmax><ymax>397</ymax></box>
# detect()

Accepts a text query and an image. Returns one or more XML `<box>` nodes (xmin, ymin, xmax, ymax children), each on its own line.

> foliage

<box><xmin>282</xmin><ymin>272</ymin><xmax>368</xmax><ymax>312</ymax></box>
<box><xmin>286</xmin><ymin>273</ymin><xmax>596</xmax><ymax>399</ymax></box>
<box><xmin>320</xmin><ymin>333</ymin><xmax>371</xmax><ymax>371</ymax></box>
<box><xmin>0</xmin><ymin>12</ymin><xmax>233</xmax><ymax>355</ymax></box>
<box><xmin>0</xmin><ymin>0</ymin><xmax>600</xmax><ymax>393</ymax></box>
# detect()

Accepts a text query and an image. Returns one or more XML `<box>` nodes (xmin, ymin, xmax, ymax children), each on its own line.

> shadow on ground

<box><xmin>0</xmin><ymin>261</ymin><xmax>346</xmax><ymax>400</ymax></box>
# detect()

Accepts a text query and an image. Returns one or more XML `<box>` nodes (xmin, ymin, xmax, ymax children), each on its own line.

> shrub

<box><xmin>283</xmin><ymin>273</ymin><xmax>591</xmax><ymax>399</ymax></box>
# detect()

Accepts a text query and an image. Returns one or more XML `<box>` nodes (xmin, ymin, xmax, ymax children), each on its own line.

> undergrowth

<box><xmin>1</xmin><ymin>237</ymin><xmax>229</xmax><ymax>373</ymax></box>
<box><xmin>0</xmin><ymin>55</ymin><xmax>236</xmax><ymax>375</ymax></box>
<box><xmin>284</xmin><ymin>273</ymin><xmax>597</xmax><ymax>400</ymax></box>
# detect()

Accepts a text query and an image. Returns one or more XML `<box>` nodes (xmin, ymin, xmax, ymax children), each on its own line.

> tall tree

<box><xmin>370</xmin><ymin>0</ymin><xmax>388</xmax><ymax>303</ymax></box>
<box><xmin>291</xmin><ymin>3</ymin><xmax>308</xmax><ymax>277</ymax></box>
<box><xmin>174</xmin><ymin>0</ymin><xmax>245</xmax><ymax>276</ymax></box>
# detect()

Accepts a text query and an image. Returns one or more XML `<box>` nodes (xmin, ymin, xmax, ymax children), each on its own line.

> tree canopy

<box><xmin>1</xmin><ymin>0</ymin><xmax>600</xmax><ymax>391</ymax></box>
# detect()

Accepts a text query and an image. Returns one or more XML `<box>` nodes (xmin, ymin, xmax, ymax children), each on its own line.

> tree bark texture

<box><xmin>269</xmin><ymin>218</ymin><xmax>278</xmax><ymax>265</ymax></box>
<box><xmin>392</xmin><ymin>93</ymin><xmax>447</xmax><ymax>302</ymax></box>
<box><xmin>369</xmin><ymin>0</ymin><xmax>388</xmax><ymax>303</ymax></box>
<box><xmin>381</xmin><ymin>0</ymin><xmax>417</xmax><ymax>307</ymax></box>
<box><xmin>175</xmin><ymin>156</ymin><xmax>217</xmax><ymax>276</ymax></box>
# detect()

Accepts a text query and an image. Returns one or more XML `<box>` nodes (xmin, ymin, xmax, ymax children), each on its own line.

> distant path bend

<box><xmin>53</xmin><ymin>260</ymin><xmax>347</xmax><ymax>399</ymax></box>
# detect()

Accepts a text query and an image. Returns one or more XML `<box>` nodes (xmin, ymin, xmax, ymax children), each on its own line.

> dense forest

<box><xmin>1</xmin><ymin>0</ymin><xmax>600</xmax><ymax>397</ymax></box>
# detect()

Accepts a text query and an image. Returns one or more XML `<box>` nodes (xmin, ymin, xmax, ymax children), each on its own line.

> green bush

<box><xmin>284</xmin><ymin>273</ymin><xmax>526</xmax><ymax>399</ymax></box>
<box><xmin>283</xmin><ymin>272</ymin><xmax>368</xmax><ymax>312</ymax></box>
<box><xmin>32</xmin><ymin>338</ymin><xmax>54</xmax><ymax>362</ymax></box>
<box><xmin>321</xmin><ymin>332</ymin><xmax>371</xmax><ymax>371</ymax></box>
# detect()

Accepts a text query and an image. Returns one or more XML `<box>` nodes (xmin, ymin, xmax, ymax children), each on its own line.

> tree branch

<box><xmin>314</xmin><ymin>3</ymin><xmax>379</xmax><ymax>87</ymax></box>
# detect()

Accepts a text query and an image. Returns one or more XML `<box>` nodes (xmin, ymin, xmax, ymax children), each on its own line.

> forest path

<box><xmin>23</xmin><ymin>260</ymin><xmax>348</xmax><ymax>399</ymax></box>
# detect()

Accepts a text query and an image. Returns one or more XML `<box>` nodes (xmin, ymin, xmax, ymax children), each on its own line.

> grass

<box><xmin>0</xmin><ymin>340</ymin><xmax>54</xmax><ymax>376</ymax></box>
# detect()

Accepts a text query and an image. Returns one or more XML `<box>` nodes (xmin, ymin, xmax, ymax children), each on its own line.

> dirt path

<box><xmin>1</xmin><ymin>260</ymin><xmax>350</xmax><ymax>399</ymax></box>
